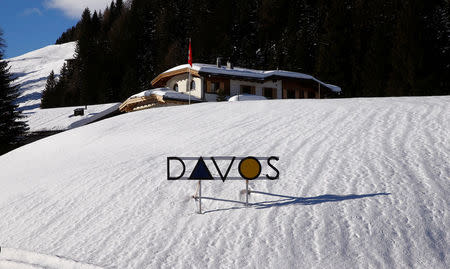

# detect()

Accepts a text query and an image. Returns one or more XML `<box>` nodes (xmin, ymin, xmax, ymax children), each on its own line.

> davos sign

<box><xmin>167</xmin><ymin>156</ymin><xmax>279</xmax><ymax>213</ymax></box>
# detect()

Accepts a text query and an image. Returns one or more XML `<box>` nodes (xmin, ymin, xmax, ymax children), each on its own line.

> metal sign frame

<box><xmin>167</xmin><ymin>156</ymin><xmax>279</xmax><ymax>213</ymax></box>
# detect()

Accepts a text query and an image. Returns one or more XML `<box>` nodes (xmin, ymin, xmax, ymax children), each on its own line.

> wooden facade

<box><xmin>281</xmin><ymin>79</ymin><xmax>319</xmax><ymax>99</ymax></box>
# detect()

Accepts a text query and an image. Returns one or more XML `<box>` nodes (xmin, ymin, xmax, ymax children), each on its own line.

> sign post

<box><xmin>198</xmin><ymin>180</ymin><xmax>202</xmax><ymax>214</ymax></box>
<box><xmin>246</xmin><ymin>180</ymin><xmax>249</xmax><ymax>207</ymax></box>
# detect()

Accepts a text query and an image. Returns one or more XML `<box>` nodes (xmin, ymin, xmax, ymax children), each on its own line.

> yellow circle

<box><xmin>239</xmin><ymin>157</ymin><xmax>261</xmax><ymax>179</ymax></box>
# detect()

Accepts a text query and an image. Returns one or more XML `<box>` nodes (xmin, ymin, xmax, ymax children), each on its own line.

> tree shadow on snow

<box><xmin>201</xmin><ymin>192</ymin><xmax>390</xmax><ymax>214</ymax></box>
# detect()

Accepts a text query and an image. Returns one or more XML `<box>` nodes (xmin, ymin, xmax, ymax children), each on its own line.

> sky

<box><xmin>0</xmin><ymin>0</ymin><xmax>112</xmax><ymax>58</ymax></box>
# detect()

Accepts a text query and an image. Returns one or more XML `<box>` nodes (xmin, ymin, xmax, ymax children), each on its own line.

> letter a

<box><xmin>189</xmin><ymin>157</ymin><xmax>214</xmax><ymax>180</ymax></box>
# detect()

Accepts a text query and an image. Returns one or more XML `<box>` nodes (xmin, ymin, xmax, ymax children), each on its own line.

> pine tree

<box><xmin>47</xmin><ymin>0</ymin><xmax>450</xmax><ymax>104</ymax></box>
<box><xmin>0</xmin><ymin>29</ymin><xmax>28</xmax><ymax>154</ymax></box>
<box><xmin>41</xmin><ymin>70</ymin><xmax>57</xmax><ymax>108</ymax></box>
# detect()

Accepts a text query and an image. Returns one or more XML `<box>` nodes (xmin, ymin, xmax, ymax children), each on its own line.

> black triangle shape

<box><xmin>189</xmin><ymin>157</ymin><xmax>214</xmax><ymax>180</ymax></box>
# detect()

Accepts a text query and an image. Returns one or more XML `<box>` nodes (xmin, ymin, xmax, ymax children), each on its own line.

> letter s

<box><xmin>266</xmin><ymin>156</ymin><xmax>279</xmax><ymax>180</ymax></box>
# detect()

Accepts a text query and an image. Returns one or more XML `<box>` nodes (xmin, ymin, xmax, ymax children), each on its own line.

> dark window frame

<box><xmin>263</xmin><ymin>87</ymin><xmax>276</xmax><ymax>99</ymax></box>
<box><xmin>207</xmin><ymin>81</ymin><xmax>220</xmax><ymax>94</ymax></box>
<box><xmin>287</xmin><ymin>89</ymin><xmax>295</xmax><ymax>99</ymax></box>
<box><xmin>240</xmin><ymin>85</ymin><xmax>252</xmax><ymax>94</ymax></box>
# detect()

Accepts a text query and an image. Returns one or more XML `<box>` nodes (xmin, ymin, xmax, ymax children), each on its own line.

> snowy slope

<box><xmin>6</xmin><ymin>43</ymin><xmax>119</xmax><ymax>133</ymax></box>
<box><xmin>26</xmin><ymin>103</ymin><xmax>120</xmax><ymax>132</ymax></box>
<box><xmin>7</xmin><ymin>42</ymin><xmax>76</xmax><ymax>111</ymax></box>
<box><xmin>0</xmin><ymin>97</ymin><xmax>449</xmax><ymax>268</ymax></box>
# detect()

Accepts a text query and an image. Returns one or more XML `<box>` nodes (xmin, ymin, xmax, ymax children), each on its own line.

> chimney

<box><xmin>227</xmin><ymin>60</ymin><xmax>233</xmax><ymax>69</ymax></box>
<box><xmin>216</xmin><ymin>57</ymin><xmax>222</xmax><ymax>68</ymax></box>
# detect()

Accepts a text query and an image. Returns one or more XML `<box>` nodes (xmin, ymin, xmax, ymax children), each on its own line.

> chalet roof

<box><xmin>119</xmin><ymin>88</ymin><xmax>202</xmax><ymax>112</ymax></box>
<box><xmin>152</xmin><ymin>63</ymin><xmax>341</xmax><ymax>92</ymax></box>
<box><xmin>128</xmin><ymin>88</ymin><xmax>202</xmax><ymax>102</ymax></box>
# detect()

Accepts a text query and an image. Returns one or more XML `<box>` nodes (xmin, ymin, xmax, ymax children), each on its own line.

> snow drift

<box><xmin>0</xmin><ymin>97</ymin><xmax>449</xmax><ymax>268</ymax></box>
<box><xmin>228</xmin><ymin>94</ymin><xmax>268</xmax><ymax>101</ymax></box>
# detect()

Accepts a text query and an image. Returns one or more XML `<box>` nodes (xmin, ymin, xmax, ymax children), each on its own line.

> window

<box><xmin>263</xmin><ymin>88</ymin><xmax>276</xmax><ymax>99</ymax></box>
<box><xmin>287</xmin><ymin>89</ymin><xmax>295</xmax><ymax>99</ymax></box>
<box><xmin>240</xmin><ymin>85</ymin><xmax>252</xmax><ymax>94</ymax></box>
<box><xmin>212</xmin><ymin>82</ymin><xmax>220</xmax><ymax>93</ymax></box>
<box><xmin>173</xmin><ymin>83</ymin><xmax>178</xmax><ymax>92</ymax></box>
<box><xmin>208</xmin><ymin>82</ymin><xmax>220</xmax><ymax>93</ymax></box>
<box><xmin>190</xmin><ymin>80</ymin><xmax>196</xmax><ymax>91</ymax></box>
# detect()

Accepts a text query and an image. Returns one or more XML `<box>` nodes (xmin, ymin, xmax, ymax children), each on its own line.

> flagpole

<box><xmin>188</xmin><ymin>38</ymin><xmax>192</xmax><ymax>105</ymax></box>
<box><xmin>188</xmin><ymin>67</ymin><xmax>191</xmax><ymax>105</ymax></box>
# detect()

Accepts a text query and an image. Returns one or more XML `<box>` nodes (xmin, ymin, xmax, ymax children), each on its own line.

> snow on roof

<box><xmin>163</xmin><ymin>63</ymin><xmax>341</xmax><ymax>92</ymax></box>
<box><xmin>228</xmin><ymin>94</ymin><xmax>268</xmax><ymax>102</ymax></box>
<box><xmin>128</xmin><ymin>87</ymin><xmax>202</xmax><ymax>102</ymax></box>
<box><xmin>24</xmin><ymin>103</ymin><xmax>120</xmax><ymax>132</ymax></box>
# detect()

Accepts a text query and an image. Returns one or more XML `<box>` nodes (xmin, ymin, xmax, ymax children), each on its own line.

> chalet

<box><xmin>151</xmin><ymin>59</ymin><xmax>341</xmax><ymax>102</ymax></box>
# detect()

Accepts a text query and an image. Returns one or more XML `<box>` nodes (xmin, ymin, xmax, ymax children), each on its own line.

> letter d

<box><xmin>167</xmin><ymin>157</ymin><xmax>186</xmax><ymax>180</ymax></box>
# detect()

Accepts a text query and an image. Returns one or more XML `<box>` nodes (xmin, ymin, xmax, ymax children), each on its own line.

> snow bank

<box><xmin>128</xmin><ymin>87</ymin><xmax>201</xmax><ymax>102</ymax></box>
<box><xmin>0</xmin><ymin>247</ymin><xmax>103</xmax><ymax>269</ymax></box>
<box><xmin>0</xmin><ymin>97</ymin><xmax>449</xmax><ymax>268</ymax></box>
<box><xmin>7</xmin><ymin>42</ymin><xmax>77</xmax><ymax>111</ymax></box>
<box><xmin>228</xmin><ymin>94</ymin><xmax>268</xmax><ymax>102</ymax></box>
<box><xmin>24</xmin><ymin>103</ymin><xmax>120</xmax><ymax>132</ymax></box>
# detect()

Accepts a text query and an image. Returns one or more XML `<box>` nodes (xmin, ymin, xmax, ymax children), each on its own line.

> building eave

<box><xmin>151</xmin><ymin>67</ymin><xmax>200</xmax><ymax>87</ymax></box>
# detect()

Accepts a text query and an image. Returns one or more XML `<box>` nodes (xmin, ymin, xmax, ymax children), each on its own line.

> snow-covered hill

<box><xmin>7</xmin><ymin>42</ymin><xmax>76</xmax><ymax>111</ymax></box>
<box><xmin>0</xmin><ymin>97</ymin><xmax>449</xmax><ymax>268</ymax></box>
<box><xmin>26</xmin><ymin>103</ymin><xmax>120</xmax><ymax>132</ymax></box>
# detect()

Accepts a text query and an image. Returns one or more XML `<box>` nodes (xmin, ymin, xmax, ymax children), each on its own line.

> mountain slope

<box><xmin>0</xmin><ymin>97</ymin><xmax>449</xmax><ymax>268</ymax></box>
<box><xmin>7</xmin><ymin>42</ymin><xmax>76</xmax><ymax>111</ymax></box>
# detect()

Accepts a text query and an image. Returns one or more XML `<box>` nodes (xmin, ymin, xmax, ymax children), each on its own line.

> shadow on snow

<box><xmin>201</xmin><ymin>191</ymin><xmax>390</xmax><ymax>214</ymax></box>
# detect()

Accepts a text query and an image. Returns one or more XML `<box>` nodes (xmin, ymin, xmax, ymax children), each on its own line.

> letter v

<box><xmin>211</xmin><ymin>157</ymin><xmax>235</xmax><ymax>182</ymax></box>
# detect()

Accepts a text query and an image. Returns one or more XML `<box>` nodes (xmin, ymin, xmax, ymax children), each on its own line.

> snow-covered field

<box><xmin>0</xmin><ymin>97</ymin><xmax>449</xmax><ymax>268</ymax></box>
<box><xmin>7</xmin><ymin>42</ymin><xmax>76</xmax><ymax>111</ymax></box>
<box><xmin>25</xmin><ymin>103</ymin><xmax>120</xmax><ymax>132</ymax></box>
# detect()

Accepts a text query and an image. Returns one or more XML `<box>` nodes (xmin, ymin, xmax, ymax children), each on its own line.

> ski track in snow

<box><xmin>0</xmin><ymin>97</ymin><xmax>449</xmax><ymax>268</ymax></box>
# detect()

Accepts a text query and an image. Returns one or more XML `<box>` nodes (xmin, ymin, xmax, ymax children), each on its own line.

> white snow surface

<box><xmin>0</xmin><ymin>97</ymin><xmax>449</xmax><ymax>268</ymax></box>
<box><xmin>165</xmin><ymin>63</ymin><xmax>342</xmax><ymax>92</ymax></box>
<box><xmin>0</xmin><ymin>247</ymin><xmax>102</xmax><ymax>269</ymax></box>
<box><xmin>228</xmin><ymin>94</ymin><xmax>268</xmax><ymax>101</ymax></box>
<box><xmin>24</xmin><ymin>103</ymin><xmax>120</xmax><ymax>132</ymax></box>
<box><xmin>6</xmin><ymin>42</ymin><xmax>77</xmax><ymax>111</ymax></box>
<box><xmin>128</xmin><ymin>87</ymin><xmax>201</xmax><ymax>101</ymax></box>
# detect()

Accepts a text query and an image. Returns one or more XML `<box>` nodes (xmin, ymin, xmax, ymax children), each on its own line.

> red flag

<box><xmin>188</xmin><ymin>39</ymin><xmax>192</xmax><ymax>67</ymax></box>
